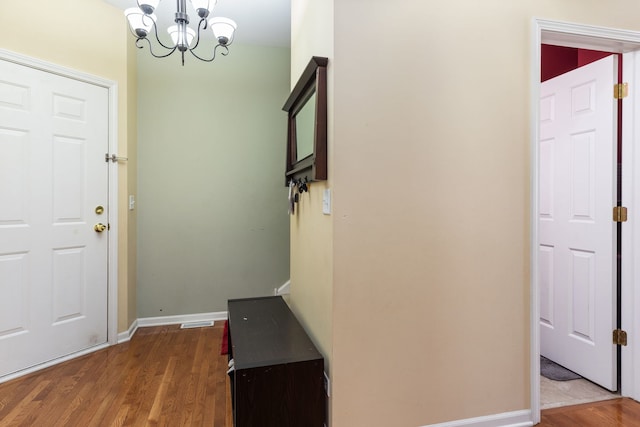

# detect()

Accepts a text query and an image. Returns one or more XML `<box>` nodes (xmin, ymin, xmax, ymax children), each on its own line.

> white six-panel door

<box><xmin>0</xmin><ymin>59</ymin><xmax>109</xmax><ymax>377</ymax></box>
<box><xmin>539</xmin><ymin>55</ymin><xmax>617</xmax><ymax>391</ymax></box>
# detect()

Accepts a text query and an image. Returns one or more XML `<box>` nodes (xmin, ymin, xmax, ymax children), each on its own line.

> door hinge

<box><xmin>614</xmin><ymin>83</ymin><xmax>628</xmax><ymax>99</ymax></box>
<box><xmin>613</xmin><ymin>329</ymin><xmax>628</xmax><ymax>346</ymax></box>
<box><xmin>613</xmin><ymin>206</ymin><xmax>628</xmax><ymax>222</ymax></box>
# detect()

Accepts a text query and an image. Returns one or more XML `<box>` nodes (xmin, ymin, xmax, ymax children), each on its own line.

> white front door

<box><xmin>539</xmin><ymin>55</ymin><xmax>618</xmax><ymax>391</ymax></box>
<box><xmin>0</xmin><ymin>59</ymin><xmax>109</xmax><ymax>378</ymax></box>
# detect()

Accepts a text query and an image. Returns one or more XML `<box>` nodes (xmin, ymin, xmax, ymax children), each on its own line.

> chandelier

<box><xmin>125</xmin><ymin>0</ymin><xmax>237</xmax><ymax>65</ymax></box>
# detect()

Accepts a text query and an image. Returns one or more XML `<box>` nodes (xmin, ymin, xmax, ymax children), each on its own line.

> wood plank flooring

<box><xmin>539</xmin><ymin>397</ymin><xmax>640</xmax><ymax>426</ymax></box>
<box><xmin>3</xmin><ymin>324</ymin><xmax>640</xmax><ymax>426</ymax></box>
<box><xmin>0</xmin><ymin>323</ymin><xmax>232</xmax><ymax>427</ymax></box>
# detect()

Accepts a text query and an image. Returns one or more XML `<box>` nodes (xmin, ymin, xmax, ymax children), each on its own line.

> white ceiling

<box><xmin>103</xmin><ymin>0</ymin><xmax>290</xmax><ymax>47</ymax></box>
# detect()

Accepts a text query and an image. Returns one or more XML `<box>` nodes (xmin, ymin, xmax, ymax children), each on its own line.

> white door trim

<box><xmin>530</xmin><ymin>18</ymin><xmax>640</xmax><ymax>424</ymax></box>
<box><xmin>621</xmin><ymin>48</ymin><xmax>639</xmax><ymax>407</ymax></box>
<box><xmin>0</xmin><ymin>48</ymin><xmax>119</xmax><ymax>346</ymax></box>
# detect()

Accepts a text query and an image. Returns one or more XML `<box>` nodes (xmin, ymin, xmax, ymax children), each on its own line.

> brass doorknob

<box><xmin>94</xmin><ymin>223</ymin><xmax>107</xmax><ymax>233</ymax></box>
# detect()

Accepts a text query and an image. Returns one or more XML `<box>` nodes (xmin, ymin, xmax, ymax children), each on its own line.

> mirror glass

<box><xmin>295</xmin><ymin>92</ymin><xmax>316</xmax><ymax>161</ymax></box>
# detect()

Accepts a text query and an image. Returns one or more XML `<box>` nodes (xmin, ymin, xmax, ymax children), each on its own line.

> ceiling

<box><xmin>103</xmin><ymin>0</ymin><xmax>291</xmax><ymax>47</ymax></box>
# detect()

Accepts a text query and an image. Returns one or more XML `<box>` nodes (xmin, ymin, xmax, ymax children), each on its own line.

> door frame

<box><xmin>0</xmin><ymin>49</ymin><xmax>119</xmax><ymax>362</ymax></box>
<box><xmin>530</xmin><ymin>19</ymin><xmax>640</xmax><ymax>423</ymax></box>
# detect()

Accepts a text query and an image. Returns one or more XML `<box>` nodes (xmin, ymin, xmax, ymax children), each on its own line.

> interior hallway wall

<box><xmin>288</xmin><ymin>0</ymin><xmax>335</xmax><ymax>370</ymax></box>
<box><xmin>126</xmin><ymin>40</ymin><xmax>139</xmax><ymax>328</ymax></box>
<box><xmin>136</xmin><ymin>45</ymin><xmax>291</xmax><ymax>316</ymax></box>
<box><xmin>285</xmin><ymin>1</ymin><xmax>640</xmax><ymax>426</ymax></box>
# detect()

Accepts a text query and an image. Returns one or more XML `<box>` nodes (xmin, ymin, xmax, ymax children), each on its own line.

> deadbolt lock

<box><xmin>94</xmin><ymin>223</ymin><xmax>107</xmax><ymax>233</ymax></box>
<box><xmin>95</xmin><ymin>205</ymin><xmax>104</xmax><ymax>215</ymax></box>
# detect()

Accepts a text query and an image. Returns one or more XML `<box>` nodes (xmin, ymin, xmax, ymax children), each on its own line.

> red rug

<box><xmin>220</xmin><ymin>320</ymin><xmax>229</xmax><ymax>355</ymax></box>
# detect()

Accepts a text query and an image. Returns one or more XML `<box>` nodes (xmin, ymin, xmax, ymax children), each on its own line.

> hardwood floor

<box><xmin>0</xmin><ymin>323</ymin><xmax>232</xmax><ymax>427</ymax></box>
<box><xmin>539</xmin><ymin>398</ymin><xmax>640</xmax><ymax>426</ymax></box>
<box><xmin>3</xmin><ymin>325</ymin><xmax>640</xmax><ymax>426</ymax></box>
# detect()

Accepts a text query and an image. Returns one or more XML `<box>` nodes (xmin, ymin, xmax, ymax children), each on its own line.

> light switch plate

<box><xmin>322</xmin><ymin>189</ymin><xmax>331</xmax><ymax>215</ymax></box>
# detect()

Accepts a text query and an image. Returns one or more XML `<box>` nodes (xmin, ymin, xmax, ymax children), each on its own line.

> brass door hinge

<box><xmin>613</xmin><ymin>329</ymin><xmax>628</xmax><ymax>346</ymax></box>
<box><xmin>613</xmin><ymin>206</ymin><xmax>628</xmax><ymax>222</ymax></box>
<box><xmin>614</xmin><ymin>83</ymin><xmax>628</xmax><ymax>99</ymax></box>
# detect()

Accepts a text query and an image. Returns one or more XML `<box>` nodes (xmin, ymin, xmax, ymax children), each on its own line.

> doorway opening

<box><xmin>531</xmin><ymin>19</ymin><xmax>640</xmax><ymax>424</ymax></box>
<box><xmin>538</xmin><ymin>44</ymin><xmax>621</xmax><ymax>409</ymax></box>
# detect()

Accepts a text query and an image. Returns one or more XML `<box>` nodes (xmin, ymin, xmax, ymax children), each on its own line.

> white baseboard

<box><xmin>422</xmin><ymin>410</ymin><xmax>532</xmax><ymax>427</ymax></box>
<box><xmin>117</xmin><ymin>311</ymin><xmax>228</xmax><ymax>343</ymax></box>
<box><xmin>276</xmin><ymin>280</ymin><xmax>291</xmax><ymax>296</ymax></box>
<box><xmin>137</xmin><ymin>311</ymin><xmax>228</xmax><ymax>328</ymax></box>
<box><xmin>117</xmin><ymin>319</ymin><xmax>139</xmax><ymax>343</ymax></box>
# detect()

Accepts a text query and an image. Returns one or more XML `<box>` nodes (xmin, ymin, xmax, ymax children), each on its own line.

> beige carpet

<box><xmin>541</xmin><ymin>376</ymin><xmax>620</xmax><ymax>409</ymax></box>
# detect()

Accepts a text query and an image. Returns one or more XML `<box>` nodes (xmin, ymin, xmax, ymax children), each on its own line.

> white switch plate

<box><xmin>322</xmin><ymin>189</ymin><xmax>331</xmax><ymax>215</ymax></box>
<box><xmin>129</xmin><ymin>195</ymin><xmax>135</xmax><ymax>211</ymax></box>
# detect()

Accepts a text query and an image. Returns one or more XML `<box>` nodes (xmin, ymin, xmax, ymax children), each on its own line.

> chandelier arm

<box><xmin>148</xmin><ymin>16</ymin><xmax>177</xmax><ymax>51</ymax></box>
<box><xmin>188</xmin><ymin>18</ymin><xmax>207</xmax><ymax>51</ymax></box>
<box><xmin>136</xmin><ymin>37</ymin><xmax>179</xmax><ymax>58</ymax></box>
<box><xmin>188</xmin><ymin>44</ymin><xmax>229</xmax><ymax>62</ymax></box>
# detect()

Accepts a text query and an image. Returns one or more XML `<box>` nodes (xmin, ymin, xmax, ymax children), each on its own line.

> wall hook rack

<box><xmin>291</xmin><ymin>177</ymin><xmax>309</xmax><ymax>193</ymax></box>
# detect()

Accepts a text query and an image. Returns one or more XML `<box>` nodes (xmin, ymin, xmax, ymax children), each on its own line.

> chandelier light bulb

<box><xmin>190</xmin><ymin>0</ymin><xmax>217</xmax><ymax>19</ymax></box>
<box><xmin>168</xmin><ymin>25</ymin><xmax>197</xmax><ymax>51</ymax></box>
<box><xmin>209</xmin><ymin>17</ymin><xmax>237</xmax><ymax>46</ymax></box>
<box><xmin>124</xmin><ymin>8</ymin><xmax>157</xmax><ymax>38</ymax></box>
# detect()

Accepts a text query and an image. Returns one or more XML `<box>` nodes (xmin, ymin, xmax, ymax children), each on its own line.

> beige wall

<box><xmin>0</xmin><ymin>0</ymin><xmax>136</xmax><ymax>333</ymax></box>
<box><xmin>331</xmin><ymin>2</ymin><xmax>530</xmax><ymax>423</ymax></box>
<box><xmin>291</xmin><ymin>1</ymin><xmax>640</xmax><ymax>426</ymax></box>
<box><xmin>289</xmin><ymin>0</ymin><xmax>334</xmax><ymax>372</ymax></box>
<box><xmin>136</xmin><ymin>45</ymin><xmax>290</xmax><ymax>316</ymax></box>
<box><xmin>126</xmin><ymin>40</ymin><xmax>139</xmax><ymax>329</ymax></box>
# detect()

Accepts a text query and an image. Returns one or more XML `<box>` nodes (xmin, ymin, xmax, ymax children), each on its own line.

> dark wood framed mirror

<box><xmin>283</xmin><ymin>56</ymin><xmax>328</xmax><ymax>184</ymax></box>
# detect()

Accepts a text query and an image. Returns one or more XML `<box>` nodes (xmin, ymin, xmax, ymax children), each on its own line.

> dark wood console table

<box><xmin>227</xmin><ymin>296</ymin><xmax>325</xmax><ymax>427</ymax></box>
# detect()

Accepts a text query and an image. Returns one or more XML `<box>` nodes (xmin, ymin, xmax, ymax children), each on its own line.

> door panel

<box><xmin>539</xmin><ymin>55</ymin><xmax>617</xmax><ymax>391</ymax></box>
<box><xmin>0</xmin><ymin>59</ymin><xmax>109</xmax><ymax>378</ymax></box>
